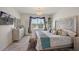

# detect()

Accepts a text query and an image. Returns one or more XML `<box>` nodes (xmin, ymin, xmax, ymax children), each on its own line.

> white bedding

<box><xmin>35</xmin><ymin>31</ymin><xmax>72</xmax><ymax>50</ymax></box>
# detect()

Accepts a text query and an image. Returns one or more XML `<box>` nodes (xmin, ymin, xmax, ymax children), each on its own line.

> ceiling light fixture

<box><xmin>36</xmin><ymin>8</ymin><xmax>43</xmax><ymax>16</ymax></box>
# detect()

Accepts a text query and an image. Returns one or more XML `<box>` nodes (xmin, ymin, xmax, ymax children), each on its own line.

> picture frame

<box><xmin>0</xmin><ymin>11</ymin><xmax>15</xmax><ymax>25</ymax></box>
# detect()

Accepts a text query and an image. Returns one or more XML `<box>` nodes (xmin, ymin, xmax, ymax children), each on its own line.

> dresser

<box><xmin>12</xmin><ymin>28</ymin><xmax>19</xmax><ymax>41</ymax></box>
<box><xmin>12</xmin><ymin>28</ymin><xmax>24</xmax><ymax>41</ymax></box>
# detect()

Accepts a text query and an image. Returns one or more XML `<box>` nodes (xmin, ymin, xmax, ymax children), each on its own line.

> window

<box><xmin>31</xmin><ymin>17</ymin><xmax>44</xmax><ymax>29</ymax></box>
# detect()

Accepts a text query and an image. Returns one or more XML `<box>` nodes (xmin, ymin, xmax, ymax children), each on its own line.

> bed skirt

<box><xmin>39</xmin><ymin>44</ymin><xmax>73</xmax><ymax>51</ymax></box>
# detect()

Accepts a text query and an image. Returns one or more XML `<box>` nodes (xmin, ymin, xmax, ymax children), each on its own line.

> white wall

<box><xmin>20</xmin><ymin>14</ymin><xmax>29</xmax><ymax>35</ymax></box>
<box><xmin>53</xmin><ymin>7</ymin><xmax>79</xmax><ymax>20</ymax></box>
<box><xmin>53</xmin><ymin>7</ymin><xmax>79</xmax><ymax>29</ymax></box>
<box><xmin>0</xmin><ymin>7</ymin><xmax>20</xmax><ymax>50</ymax></box>
<box><xmin>20</xmin><ymin>14</ymin><xmax>50</xmax><ymax>35</ymax></box>
<box><xmin>0</xmin><ymin>25</ymin><xmax>14</xmax><ymax>50</ymax></box>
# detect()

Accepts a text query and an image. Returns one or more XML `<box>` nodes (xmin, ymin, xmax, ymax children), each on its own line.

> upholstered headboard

<box><xmin>55</xmin><ymin>16</ymin><xmax>76</xmax><ymax>32</ymax></box>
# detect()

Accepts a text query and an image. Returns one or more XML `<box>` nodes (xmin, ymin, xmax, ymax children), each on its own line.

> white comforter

<box><xmin>35</xmin><ymin>31</ymin><xmax>72</xmax><ymax>50</ymax></box>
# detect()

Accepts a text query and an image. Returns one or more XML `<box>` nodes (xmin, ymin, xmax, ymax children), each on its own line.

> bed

<box><xmin>35</xmin><ymin>31</ymin><xmax>73</xmax><ymax>51</ymax></box>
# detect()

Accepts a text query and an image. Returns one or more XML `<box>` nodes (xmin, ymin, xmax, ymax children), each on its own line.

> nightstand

<box><xmin>74</xmin><ymin>37</ymin><xmax>79</xmax><ymax>51</ymax></box>
<box><xmin>12</xmin><ymin>28</ymin><xmax>19</xmax><ymax>41</ymax></box>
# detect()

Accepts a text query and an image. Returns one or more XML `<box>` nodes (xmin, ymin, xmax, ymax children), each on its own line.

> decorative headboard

<box><xmin>55</xmin><ymin>16</ymin><xmax>76</xmax><ymax>32</ymax></box>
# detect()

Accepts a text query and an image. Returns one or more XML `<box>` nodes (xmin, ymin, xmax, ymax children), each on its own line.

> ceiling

<box><xmin>14</xmin><ymin>7</ymin><xmax>63</xmax><ymax>15</ymax></box>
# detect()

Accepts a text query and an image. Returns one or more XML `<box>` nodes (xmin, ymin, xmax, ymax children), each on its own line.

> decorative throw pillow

<box><xmin>56</xmin><ymin>29</ymin><xmax>62</xmax><ymax>35</ymax></box>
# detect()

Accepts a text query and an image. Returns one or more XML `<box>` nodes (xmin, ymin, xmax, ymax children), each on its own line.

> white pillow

<box><xmin>67</xmin><ymin>32</ymin><xmax>76</xmax><ymax>37</ymax></box>
<box><xmin>53</xmin><ymin>30</ymin><xmax>56</xmax><ymax>35</ymax></box>
<box><xmin>64</xmin><ymin>30</ymin><xmax>76</xmax><ymax>37</ymax></box>
<box><xmin>61</xmin><ymin>30</ymin><xmax>67</xmax><ymax>36</ymax></box>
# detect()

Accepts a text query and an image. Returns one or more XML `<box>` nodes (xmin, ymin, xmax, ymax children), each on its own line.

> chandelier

<box><xmin>36</xmin><ymin>8</ymin><xmax>43</xmax><ymax>16</ymax></box>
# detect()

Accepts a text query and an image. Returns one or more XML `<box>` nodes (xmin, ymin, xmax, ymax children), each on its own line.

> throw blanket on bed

<box><xmin>38</xmin><ymin>31</ymin><xmax>50</xmax><ymax>49</ymax></box>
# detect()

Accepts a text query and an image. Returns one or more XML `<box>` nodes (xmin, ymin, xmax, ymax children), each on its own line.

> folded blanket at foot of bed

<box><xmin>38</xmin><ymin>31</ymin><xmax>50</xmax><ymax>49</ymax></box>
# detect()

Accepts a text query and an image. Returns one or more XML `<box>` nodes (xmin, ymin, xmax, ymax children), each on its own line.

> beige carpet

<box><xmin>4</xmin><ymin>36</ymin><xmax>30</xmax><ymax>51</ymax></box>
<box><xmin>3</xmin><ymin>35</ymin><xmax>73</xmax><ymax>51</ymax></box>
